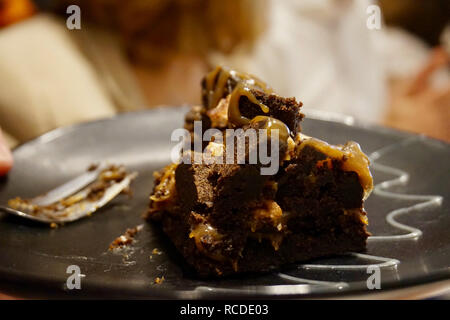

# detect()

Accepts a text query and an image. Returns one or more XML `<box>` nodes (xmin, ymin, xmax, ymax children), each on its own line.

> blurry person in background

<box><xmin>0</xmin><ymin>0</ymin><xmax>269</xmax><ymax>149</ymax></box>
<box><xmin>0</xmin><ymin>0</ymin><xmax>448</xmax><ymax>173</ymax></box>
<box><xmin>52</xmin><ymin>0</ymin><xmax>269</xmax><ymax>109</ymax></box>
<box><xmin>379</xmin><ymin>0</ymin><xmax>450</xmax><ymax>140</ymax></box>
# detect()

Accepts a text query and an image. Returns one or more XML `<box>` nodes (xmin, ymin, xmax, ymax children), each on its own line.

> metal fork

<box><xmin>0</xmin><ymin>163</ymin><xmax>137</xmax><ymax>225</ymax></box>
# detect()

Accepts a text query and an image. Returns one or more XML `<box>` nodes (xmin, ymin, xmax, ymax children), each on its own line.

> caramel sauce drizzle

<box><xmin>189</xmin><ymin>222</ymin><xmax>225</xmax><ymax>262</ymax></box>
<box><xmin>228</xmin><ymin>82</ymin><xmax>270</xmax><ymax>126</ymax></box>
<box><xmin>250</xmin><ymin>116</ymin><xmax>290</xmax><ymax>143</ymax></box>
<box><xmin>205</xmin><ymin>66</ymin><xmax>272</xmax><ymax>111</ymax></box>
<box><xmin>204</xmin><ymin>66</ymin><xmax>291</xmax><ymax>142</ymax></box>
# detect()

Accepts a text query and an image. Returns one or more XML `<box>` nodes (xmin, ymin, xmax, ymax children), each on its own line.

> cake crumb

<box><xmin>49</xmin><ymin>222</ymin><xmax>58</xmax><ymax>229</ymax></box>
<box><xmin>152</xmin><ymin>248</ymin><xmax>162</xmax><ymax>255</ymax></box>
<box><xmin>109</xmin><ymin>224</ymin><xmax>144</xmax><ymax>250</ymax></box>
<box><xmin>154</xmin><ymin>276</ymin><xmax>165</xmax><ymax>285</ymax></box>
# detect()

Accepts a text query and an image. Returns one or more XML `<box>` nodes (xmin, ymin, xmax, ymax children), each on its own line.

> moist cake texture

<box><xmin>147</xmin><ymin>66</ymin><xmax>373</xmax><ymax>277</ymax></box>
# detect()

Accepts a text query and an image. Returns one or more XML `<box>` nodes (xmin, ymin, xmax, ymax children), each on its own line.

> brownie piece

<box><xmin>188</xmin><ymin>66</ymin><xmax>304</xmax><ymax>135</ymax></box>
<box><xmin>148</xmin><ymin>138</ymin><xmax>371</xmax><ymax>276</ymax></box>
<box><xmin>147</xmin><ymin>66</ymin><xmax>373</xmax><ymax>277</ymax></box>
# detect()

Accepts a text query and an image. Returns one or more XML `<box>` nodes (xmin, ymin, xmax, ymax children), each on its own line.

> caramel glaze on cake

<box><xmin>147</xmin><ymin>66</ymin><xmax>373</xmax><ymax>277</ymax></box>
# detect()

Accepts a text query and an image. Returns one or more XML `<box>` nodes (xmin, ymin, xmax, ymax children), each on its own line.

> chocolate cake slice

<box><xmin>147</xmin><ymin>66</ymin><xmax>373</xmax><ymax>277</ymax></box>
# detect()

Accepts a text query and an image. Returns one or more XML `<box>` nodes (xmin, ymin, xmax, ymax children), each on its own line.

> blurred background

<box><xmin>0</xmin><ymin>0</ymin><xmax>448</xmax><ymax>148</ymax></box>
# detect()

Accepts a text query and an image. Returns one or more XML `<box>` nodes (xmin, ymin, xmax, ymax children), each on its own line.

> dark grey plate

<box><xmin>0</xmin><ymin>108</ymin><xmax>449</xmax><ymax>299</ymax></box>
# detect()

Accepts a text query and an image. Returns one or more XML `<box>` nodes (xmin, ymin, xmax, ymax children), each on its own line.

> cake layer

<box><xmin>157</xmin><ymin>209</ymin><xmax>367</xmax><ymax>277</ymax></box>
<box><xmin>148</xmin><ymin>135</ymin><xmax>371</xmax><ymax>276</ymax></box>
